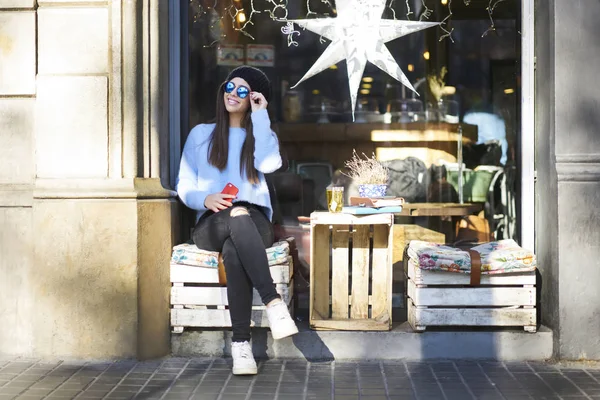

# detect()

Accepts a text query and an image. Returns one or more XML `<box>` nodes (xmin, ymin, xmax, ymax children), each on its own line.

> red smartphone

<box><xmin>221</xmin><ymin>182</ymin><xmax>239</xmax><ymax>197</ymax></box>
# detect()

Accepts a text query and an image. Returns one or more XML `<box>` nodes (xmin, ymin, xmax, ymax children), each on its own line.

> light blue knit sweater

<box><xmin>176</xmin><ymin>109</ymin><xmax>282</xmax><ymax>221</ymax></box>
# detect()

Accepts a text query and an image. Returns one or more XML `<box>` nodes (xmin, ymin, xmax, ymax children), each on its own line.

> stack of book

<box><xmin>342</xmin><ymin>197</ymin><xmax>404</xmax><ymax>215</ymax></box>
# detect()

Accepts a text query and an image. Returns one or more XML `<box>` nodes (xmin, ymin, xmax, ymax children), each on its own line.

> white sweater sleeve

<box><xmin>251</xmin><ymin>109</ymin><xmax>283</xmax><ymax>173</ymax></box>
<box><xmin>176</xmin><ymin>126</ymin><xmax>210</xmax><ymax>212</ymax></box>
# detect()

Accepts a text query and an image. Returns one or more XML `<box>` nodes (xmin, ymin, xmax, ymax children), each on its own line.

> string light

<box><xmin>405</xmin><ymin>0</ymin><xmax>412</xmax><ymax>19</ymax></box>
<box><xmin>419</xmin><ymin>0</ymin><xmax>433</xmax><ymax>21</ymax></box>
<box><xmin>482</xmin><ymin>0</ymin><xmax>508</xmax><ymax>37</ymax></box>
<box><xmin>438</xmin><ymin>0</ymin><xmax>455</xmax><ymax>42</ymax></box>
<box><xmin>386</xmin><ymin>0</ymin><xmax>398</xmax><ymax>20</ymax></box>
<box><xmin>307</xmin><ymin>0</ymin><xmax>333</xmax><ymax>18</ymax></box>
<box><xmin>191</xmin><ymin>0</ymin><xmax>504</xmax><ymax>46</ymax></box>
<box><xmin>281</xmin><ymin>21</ymin><xmax>300</xmax><ymax>47</ymax></box>
<box><xmin>237</xmin><ymin>11</ymin><xmax>246</xmax><ymax>23</ymax></box>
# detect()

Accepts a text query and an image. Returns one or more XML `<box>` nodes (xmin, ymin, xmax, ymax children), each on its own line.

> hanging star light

<box><xmin>290</xmin><ymin>0</ymin><xmax>439</xmax><ymax>120</ymax></box>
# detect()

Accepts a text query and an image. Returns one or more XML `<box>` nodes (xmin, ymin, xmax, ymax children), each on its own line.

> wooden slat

<box><xmin>183</xmin><ymin>304</ymin><xmax>269</xmax><ymax>310</ymax></box>
<box><xmin>331</xmin><ymin>229</ymin><xmax>350</xmax><ymax>319</ymax></box>
<box><xmin>371</xmin><ymin>224</ymin><xmax>391</xmax><ymax>320</ymax></box>
<box><xmin>351</xmin><ymin>225</ymin><xmax>370</xmax><ymax>319</ymax></box>
<box><xmin>171</xmin><ymin>296</ymin><xmax>294</xmax><ymax>328</ymax></box>
<box><xmin>172</xmin><ymin>308</ymin><xmax>270</xmax><ymax>328</ymax></box>
<box><xmin>171</xmin><ymin>264</ymin><xmax>220</xmax><ymax>283</ymax></box>
<box><xmin>405</xmin><ymin>260</ymin><xmax>536</xmax><ymax>286</ymax></box>
<box><xmin>408</xmin><ymin>280</ymin><xmax>535</xmax><ymax>306</ymax></box>
<box><xmin>408</xmin><ymin>299</ymin><xmax>536</xmax><ymax>327</ymax></box>
<box><xmin>326</xmin><ymin>294</ymin><xmax>403</xmax><ymax>308</ymax></box>
<box><xmin>311</xmin><ymin>224</ymin><xmax>331</xmax><ymax>320</ymax></box>
<box><xmin>171</xmin><ymin>283</ymin><xmax>291</xmax><ymax>306</ymax></box>
<box><xmin>171</xmin><ymin>258</ymin><xmax>293</xmax><ymax>284</ymax></box>
<box><xmin>310</xmin><ymin>318</ymin><xmax>391</xmax><ymax>331</ymax></box>
<box><xmin>311</xmin><ymin>212</ymin><xmax>393</xmax><ymax>226</ymax></box>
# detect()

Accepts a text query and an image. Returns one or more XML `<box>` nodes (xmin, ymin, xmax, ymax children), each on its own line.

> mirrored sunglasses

<box><xmin>224</xmin><ymin>81</ymin><xmax>250</xmax><ymax>99</ymax></box>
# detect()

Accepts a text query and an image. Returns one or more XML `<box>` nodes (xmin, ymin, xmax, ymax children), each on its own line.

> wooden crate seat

<box><xmin>170</xmin><ymin>239</ymin><xmax>295</xmax><ymax>333</ymax></box>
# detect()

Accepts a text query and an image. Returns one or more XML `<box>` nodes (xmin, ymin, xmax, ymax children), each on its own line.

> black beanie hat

<box><xmin>226</xmin><ymin>66</ymin><xmax>272</xmax><ymax>103</ymax></box>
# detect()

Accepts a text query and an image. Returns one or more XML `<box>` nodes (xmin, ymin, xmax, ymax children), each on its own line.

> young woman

<box><xmin>176</xmin><ymin>66</ymin><xmax>298</xmax><ymax>375</ymax></box>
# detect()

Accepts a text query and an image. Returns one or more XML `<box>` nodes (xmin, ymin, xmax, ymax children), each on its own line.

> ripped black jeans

<box><xmin>193</xmin><ymin>201</ymin><xmax>280</xmax><ymax>342</ymax></box>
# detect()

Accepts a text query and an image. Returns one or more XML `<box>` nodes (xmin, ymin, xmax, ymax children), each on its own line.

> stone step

<box><xmin>171</xmin><ymin>320</ymin><xmax>553</xmax><ymax>361</ymax></box>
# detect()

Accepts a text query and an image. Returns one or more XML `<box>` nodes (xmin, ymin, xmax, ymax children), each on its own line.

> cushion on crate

<box><xmin>172</xmin><ymin>239</ymin><xmax>290</xmax><ymax>268</ymax></box>
<box><xmin>406</xmin><ymin>239</ymin><xmax>536</xmax><ymax>274</ymax></box>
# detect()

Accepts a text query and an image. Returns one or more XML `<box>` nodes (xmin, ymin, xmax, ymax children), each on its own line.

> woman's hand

<box><xmin>204</xmin><ymin>193</ymin><xmax>236</xmax><ymax>213</ymax></box>
<box><xmin>250</xmin><ymin>92</ymin><xmax>268</xmax><ymax>112</ymax></box>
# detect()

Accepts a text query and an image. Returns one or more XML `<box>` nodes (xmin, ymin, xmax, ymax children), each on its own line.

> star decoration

<box><xmin>290</xmin><ymin>0</ymin><xmax>439</xmax><ymax>120</ymax></box>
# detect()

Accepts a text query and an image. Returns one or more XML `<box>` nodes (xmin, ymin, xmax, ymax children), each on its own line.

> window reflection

<box><xmin>185</xmin><ymin>0</ymin><xmax>522</xmax><ymax>260</ymax></box>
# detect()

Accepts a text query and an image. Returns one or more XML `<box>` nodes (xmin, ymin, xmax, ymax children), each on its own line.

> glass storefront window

<box><xmin>183</xmin><ymin>0</ymin><xmax>523</xmax><ymax>254</ymax></box>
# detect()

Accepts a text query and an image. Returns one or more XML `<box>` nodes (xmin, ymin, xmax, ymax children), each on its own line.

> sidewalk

<box><xmin>1</xmin><ymin>357</ymin><xmax>600</xmax><ymax>400</ymax></box>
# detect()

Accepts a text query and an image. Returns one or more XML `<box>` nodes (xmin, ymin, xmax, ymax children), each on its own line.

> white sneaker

<box><xmin>231</xmin><ymin>341</ymin><xmax>257</xmax><ymax>375</ymax></box>
<box><xmin>266</xmin><ymin>300</ymin><xmax>299</xmax><ymax>340</ymax></box>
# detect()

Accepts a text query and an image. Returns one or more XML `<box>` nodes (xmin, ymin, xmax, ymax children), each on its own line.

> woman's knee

<box><xmin>229</xmin><ymin>206</ymin><xmax>272</xmax><ymax>246</ymax></box>
<box><xmin>230</xmin><ymin>206</ymin><xmax>249</xmax><ymax>218</ymax></box>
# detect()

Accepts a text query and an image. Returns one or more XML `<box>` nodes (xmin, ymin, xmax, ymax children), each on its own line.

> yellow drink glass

<box><xmin>326</xmin><ymin>186</ymin><xmax>344</xmax><ymax>213</ymax></box>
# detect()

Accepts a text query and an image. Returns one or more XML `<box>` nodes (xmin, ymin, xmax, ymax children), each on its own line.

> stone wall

<box><xmin>536</xmin><ymin>0</ymin><xmax>600</xmax><ymax>360</ymax></box>
<box><xmin>0</xmin><ymin>0</ymin><xmax>36</xmax><ymax>356</ymax></box>
<box><xmin>0</xmin><ymin>0</ymin><xmax>178</xmax><ymax>359</ymax></box>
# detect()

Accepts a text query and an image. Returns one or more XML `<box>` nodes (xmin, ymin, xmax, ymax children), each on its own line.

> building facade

<box><xmin>0</xmin><ymin>0</ymin><xmax>598</xmax><ymax>360</ymax></box>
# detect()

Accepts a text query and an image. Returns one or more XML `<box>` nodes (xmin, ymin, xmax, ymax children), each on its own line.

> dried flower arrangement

<box><xmin>343</xmin><ymin>150</ymin><xmax>389</xmax><ymax>185</ymax></box>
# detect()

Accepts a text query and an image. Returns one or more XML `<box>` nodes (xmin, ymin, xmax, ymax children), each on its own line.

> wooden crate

<box><xmin>170</xmin><ymin>257</ymin><xmax>294</xmax><ymax>333</ymax></box>
<box><xmin>310</xmin><ymin>212</ymin><xmax>394</xmax><ymax>331</ymax></box>
<box><xmin>405</xmin><ymin>258</ymin><xmax>537</xmax><ymax>332</ymax></box>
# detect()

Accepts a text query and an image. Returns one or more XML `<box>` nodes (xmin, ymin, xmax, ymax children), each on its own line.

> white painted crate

<box><xmin>405</xmin><ymin>259</ymin><xmax>537</xmax><ymax>333</ymax></box>
<box><xmin>171</xmin><ymin>256</ymin><xmax>294</xmax><ymax>333</ymax></box>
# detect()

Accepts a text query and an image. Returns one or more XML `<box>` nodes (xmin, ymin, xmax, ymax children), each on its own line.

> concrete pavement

<box><xmin>2</xmin><ymin>357</ymin><xmax>600</xmax><ymax>400</ymax></box>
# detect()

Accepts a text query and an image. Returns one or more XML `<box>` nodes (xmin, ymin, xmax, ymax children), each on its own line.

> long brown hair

<box><xmin>207</xmin><ymin>82</ymin><xmax>259</xmax><ymax>184</ymax></box>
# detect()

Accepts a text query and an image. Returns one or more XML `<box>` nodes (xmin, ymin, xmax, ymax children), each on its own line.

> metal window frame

<box><xmin>521</xmin><ymin>0</ymin><xmax>535</xmax><ymax>250</ymax></box>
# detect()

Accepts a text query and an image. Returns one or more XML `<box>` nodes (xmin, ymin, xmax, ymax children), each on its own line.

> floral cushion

<box><xmin>406</xmin><ymin>239</ymin><xmax>536</xmax><ymax>274</ymax></box>
<box><xmin>172</xmin><ymin>240</ymin><xmax>290</xmax><ymax>268</ymax></box>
